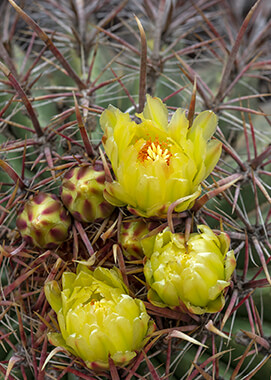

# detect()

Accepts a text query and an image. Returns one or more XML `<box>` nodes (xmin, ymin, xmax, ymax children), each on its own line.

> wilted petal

<box><xmin>225</xmin><ymin>250</ymin><xmax>236</xmax><ymax>281</ymax></box>
<box><xmin>209</xmin><ymin>280</ymin><xmax>230</xmax><ymax>300</ymax></box>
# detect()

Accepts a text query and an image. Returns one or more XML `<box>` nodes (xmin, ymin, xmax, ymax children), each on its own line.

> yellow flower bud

<box><xmin>100</xmin><ymin>95</ymin><xmax>222</xmax><ymax>217</ymax></box>
<box><xmin>45</xmin><ymin>265</ymin><xmax>154</xmax><ymax>370</ymax></box>
<box><xmin>142</xmin><ymin>225</ymin><xmax>236</xmax><ymax>314</ymax></box>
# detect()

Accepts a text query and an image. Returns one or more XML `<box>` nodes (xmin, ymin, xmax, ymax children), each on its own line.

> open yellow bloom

<box><xmin>100</xmin><ymin>95</ymin><xmax>222</xmax><ymax>217</ymax></box>
<box><xmin>45</xmin><ymin>265</ymin><xmax>154</xmax><ymax>370</ymax></box>
<box><xmin>142</xmin><ymin>225</ymin><xmax>236</xmax><ymax>314</ymax></box>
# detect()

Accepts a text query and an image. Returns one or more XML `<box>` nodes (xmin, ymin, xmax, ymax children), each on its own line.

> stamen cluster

<box><xmin>138</xmin><ymin>138</ymin><xmax>171</xmax><ymax>165</ymax></box>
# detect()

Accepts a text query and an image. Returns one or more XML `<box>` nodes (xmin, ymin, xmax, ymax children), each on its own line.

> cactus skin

<box><xmin>60</xmin><ymin>165</ymin><xmax>115</xmax><ymax>223</ymax></box>
<box><xmin>119</xmin><ymin>219</ymin><xmax>159</xmax><ymax>259</ymax></box>
<box><xmin>16</xmin><ymin>192</ymin><xmax>71</xmax><ymax>248</ymax></box>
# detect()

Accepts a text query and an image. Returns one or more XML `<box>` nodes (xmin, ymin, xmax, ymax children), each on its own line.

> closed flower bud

<box><xmin>100</xmin><ymin>95</ymin><xmax>222</xmax><ymax>217</ymax></box>
<box><xmin>16</xmin><ymin>192</ymin><xmax>71</xmax><ymax>248</ymax></box>
<box><xmin>60</xmin><ymin>165</ymin><xmax>115</xmax><ymax>223</ymax></box>
<box><xmin>142</xmin><ymin>225</ymin><xmax>236</xmax><ymax>314</ymax></box>
<box><xmin>119</xmin><ymin>219</ymin><xmax>158</xmax><ymax>259</ymax></box>
<box><xmin>44</xmin><ymin>265</ymin><xmax>154</xmax><ymax>370</ymax></box>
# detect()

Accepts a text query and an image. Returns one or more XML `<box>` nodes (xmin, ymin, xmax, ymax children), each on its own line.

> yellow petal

<box><xmin>62</xmin><ymin>272</ymin><xmax>77</xmax><ymax>292</ymax></box>
<box><xmin>174</xmin><ymin>187</ymin><xmax>201</xmax><ymax>213</ymax></box>
<box><xmin>168</xmin><ymin>108</ymin><xmax>189</xmax><ymax>148</ymax></box>
<box><xmin>190</xmin><ymin>129</ymin><xmax>207</xmax><ymax>169</ymax></box>
<box><xmin>217</xmin><ymin>232</ymin><xmax>231</xmax><ymax>255</ymax></box>
<box><xmin>44</xmin><ymin>281</ymin><xmax>62</xmax><ymax>313</ymax></box>
<box><xmin>103</xmin><ymin>137</ymin><xmax>119</xmax><ymax>173</ymax></box>
<box><xmin>135</xmin><ymin>174</ymin><xmax>163</xmax><ymax>215</ymax></box>
<box><xmin>116</xmin><ymin>146</ymin><xmax>140</xmax><ymax>194</ymax></box>
<box><xmin>166</xmin><ymin>178</ymin><xmax>191</xmax><ymax>203</ymax></box>
<box><xmin>147</xmin><ymin>288</ymin><xmax>168</xmax><ymax>308</ymax></box>
<box><xmin>137</xmin><ymin>94</ymin><xmax>168</xmax><ymax>131</ymax></box>
<box><xmin>104</xmin><ymin>315</ymin><xmax>133</xmax><ymax>351</ymax></box>
<box><xmin>188</xmin><ymin>110</ymin><xmax>218</xmax><ymax>142</ymax></box>
<box><xmin>100</xmin><ymin>105</ymin><xmax>118</xmax><ymax>132</ymax></box>
<box><xmin>135</xmin><ymin>119</ymin><xmax>168</xmax><ymax>141</ymax></box>
<box><xmin>104</xmin><ymin>181</ymin><xmax>133</xmax><ymax>207</ymax></box>
<box><xmin>152</xmin><ymin>280</ymin><xmax>180</xmax><ymax>306</ymax></box>
<box><xmin>47</xmin><ymin>332</ymin><xmax>73</xmax><ymax>353</ymax></box>
<box><xmin>132</xmin><ymin>315</ymin><xmax>150</xmax><ymax>348</ymax></box>
<box><xmin>204</xmin><ymin>139</ymin><xmax>222</xmax><ymax>176</ymax></box>
<box><xmin>180</xmin><ymin>269</ymin><xmax>209</xmax><ymax>307</ymax></box>
<box><xmin>111</xmin><ymin>351</ymin><xmax>136</xmax><ymax>366</ymax></box>
<box><xmin>101</xmin><ymin>106</ymin><xmax>136</xmax><ymax>169</ymax></box>
<box><xmin>113</xmin><ymin>114</ymin><xmax>136</xmax><ymax>156</ymax></box>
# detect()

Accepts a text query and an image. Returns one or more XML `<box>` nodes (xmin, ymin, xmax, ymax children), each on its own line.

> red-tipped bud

<box><xmin>16</xmin><ymin>192</ymin><xmax>71</xmax><ymax>248</ymax></box>
<box><xmin>60</xmin><ymin>165</ymin><xmax>115</xmax><ymax>223</ymax></box>
<box><xmin>119</xmin><ymin>219</ymin><xmax>159</xmax><ymax>259</ymax></box>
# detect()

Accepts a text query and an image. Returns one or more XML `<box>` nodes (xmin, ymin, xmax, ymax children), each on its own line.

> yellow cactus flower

<box><xmin>100</xmin><ymin>95</ymin><xmax>222</xmax><ymax>217</ymax></box>
<box><xmin>142</xmin><ymin>225</ymin><xmax>236</xmax><ymax>314</ymax></box>
<box><xmin>44</xmin><ymin>265</ymin><xmax>154</xmax><ymax>370</ymax></box>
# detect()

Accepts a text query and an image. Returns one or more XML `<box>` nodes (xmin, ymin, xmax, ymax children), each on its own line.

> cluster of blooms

<box><xmin>16</xmin><ymin>96</ymin><xmax>236</xmax><ymax>370</ymax></box>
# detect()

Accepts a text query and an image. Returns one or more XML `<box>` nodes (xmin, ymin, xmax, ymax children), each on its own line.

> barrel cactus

<box><xmin>1</xmin><ymin>1</ymin><xmax>271</xmax><ymax>379</ymax></box>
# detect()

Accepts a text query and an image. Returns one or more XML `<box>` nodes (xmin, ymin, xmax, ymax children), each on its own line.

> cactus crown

<box><xmin>0</xmin><ymin>1</ymin><xmax>271</xmax><ymax>379</ymax></box>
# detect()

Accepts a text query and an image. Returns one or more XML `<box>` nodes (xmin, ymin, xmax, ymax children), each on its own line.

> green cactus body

<box><xmin>16</xmin><ymin>192</ymin><xmax>71</xmax><ymax>248</ymax></box>
<box><xmin>60</xmin><ymin>165</ymin><xmax>115</xmax><ymax>223</ymax></box>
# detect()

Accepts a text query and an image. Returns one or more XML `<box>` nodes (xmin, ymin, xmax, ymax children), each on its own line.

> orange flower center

<box><xmin>138</xmin><ymin>138</ymin><xmax>171</xmax><ymax>165</ymax></box>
